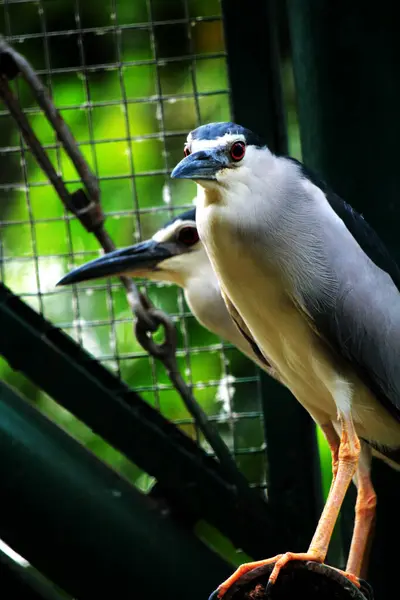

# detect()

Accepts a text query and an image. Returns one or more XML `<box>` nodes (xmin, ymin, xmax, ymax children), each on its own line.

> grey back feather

<box><xmin>289</xmin><ymin>159</ymin><xmax>400</xmax><ymax>424</ymax></box>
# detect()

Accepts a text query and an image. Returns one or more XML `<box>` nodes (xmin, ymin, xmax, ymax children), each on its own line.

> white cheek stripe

<box><xmin>189</xmin><ymin>133</ymin><xmax>245</xmax><ymax>153</ymax></box>
<box><xmin>152</xmin><ymin>219</ymin><xmax>198</xmax><ymax>243</ymax></box>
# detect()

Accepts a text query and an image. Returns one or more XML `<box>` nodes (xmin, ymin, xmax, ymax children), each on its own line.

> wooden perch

<box><xmin>209</xmin><ymin>561</ymin><xmax>374</xmax><ymax>600</ymax></box>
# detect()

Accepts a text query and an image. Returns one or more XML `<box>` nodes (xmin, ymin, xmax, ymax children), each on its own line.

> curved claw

<box><xmin>217</xmin><ymin>556</ymin><xmax>284</xmax><ymax>598</ymax></box>
<box><xmin>331</xmin><ymin>567</ymin><xmax>361</xmax><ymax>589</ymax></box>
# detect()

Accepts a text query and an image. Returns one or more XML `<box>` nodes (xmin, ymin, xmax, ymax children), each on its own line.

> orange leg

<box><xmin>346</xmin><ymin>444</ymin><xmax>377</xmax><ymax>579</ymax></box>
<box><xmin>321</xmin><ymin>433</ymin><xmax>376</xmax><ymax>580</ymax></box>
<box><xmin>217</xmin><ymin>414</ymin><xmax>361</xmax><ymax>598</ymax></box>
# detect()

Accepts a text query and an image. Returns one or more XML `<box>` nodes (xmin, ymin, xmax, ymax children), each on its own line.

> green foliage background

<box><xmin>0</xmin><ymin>0</ymin><xmax>332</xmax><ymax>569</ymax></box>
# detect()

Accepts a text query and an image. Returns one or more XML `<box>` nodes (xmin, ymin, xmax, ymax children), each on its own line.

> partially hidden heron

<box><xmin>57</xmin><ymin>207</ymin><xmax>278</xmax><ymax>380</ymax></box>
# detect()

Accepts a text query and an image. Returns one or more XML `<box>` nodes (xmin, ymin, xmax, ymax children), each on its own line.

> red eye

<box><xmin>230</xmin><ymin>141</ymin><xmax>246</xmax><ymax>162</ymax></box>
<box><xmin>177</xmin><ymin>226</ymin><xmax>199</xmax><ymax>246</ymax></box>
<box><xmin>184</xmin><ymin>145</ymin><xmax>191</xmax><ymax>157</ymax></box>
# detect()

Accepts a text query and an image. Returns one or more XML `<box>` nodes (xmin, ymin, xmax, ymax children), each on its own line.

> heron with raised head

<box><xmin>171</xmin><ymin>121</ymin><xmax>400</xmax><ymax>596</ymax></box>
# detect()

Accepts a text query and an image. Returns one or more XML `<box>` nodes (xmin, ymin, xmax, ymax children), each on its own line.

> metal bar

<box><xmin>0</xmin><ymin>282</ymin><xmax>280</xmax><ymax>560</ymax></box>
<box><xmin>0</xmin><ymin>51</ymin><xmax>228</xmax><ymax>76</ymax></box>
<box><xmin>0</xmin><ymin>89</ymin><xmax>228</xmax><ymax>119</ymax></box>
<box><xmin>221</xmin><ymin>0</ymin><xmax>323</xmax><ymax>551</ymax></box>
<box><xmin>0</xmin><ymin>380</ymin><xmax>231</xmax><ymax>600</ymax></box>
<box><xmin>0</xmin><ymin>549</ymin><xmax>68</xmax><ymax>600</ymax></box>
<box><xmin>261</xmin><ymin>377</ymin><xmax>324</xmax><ymax>551</ymax></box>
<box><xmin>0</xmin><ymin>125</ymin><xmax>223</xmax><ymax>144</ymax></box>
<box><xmin>2</xmin><ymin>15</ymin><xmax>222</xmax><ymax>41</ymax></box>
<box><xmin>221</xmin><ymin>0</ymin><xmax>288</xmax><ymax>152</ymax></box>
<box><xmin>286</xmin><ymin>0</ymin><xmax>400</xmax><ymax>593</ymax></box>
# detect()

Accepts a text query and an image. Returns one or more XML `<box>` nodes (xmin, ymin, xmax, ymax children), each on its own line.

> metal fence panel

<box><xmin>287</xmin><ymin>1</ymin><xmax>400</xmax><ymax>596</ymax></box>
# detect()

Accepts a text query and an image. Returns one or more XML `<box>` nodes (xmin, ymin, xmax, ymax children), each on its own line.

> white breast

<box><xmin>196</xmin><ymin>181</ymin><xmax>400</xmax><ymax>449</ymax></box>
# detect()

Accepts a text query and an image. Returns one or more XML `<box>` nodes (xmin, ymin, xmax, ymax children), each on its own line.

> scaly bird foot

<box><xmin>217</xmin><ymin>552</ymin><xmax>360</xmax><ymax>598</ymax></box>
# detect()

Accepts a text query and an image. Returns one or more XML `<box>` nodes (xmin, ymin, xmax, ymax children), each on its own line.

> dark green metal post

<box><xmin>221</xmin><ymin>0</ymin><xmax>323</xmax><ymax>553</ymax></box>
<box><xmin>0</xmin><ymin>380</ymin><xmax>231</xmax><ymax>600</ymax></box>
<box><xmin>221</xmin><ymin>0</ymin><xmax>288</xmax><ymax>152</ymax></box>
<box><xmin>286</xmin><ymin>1</ymin><xmax>400</xmax><ymax>595</ymax></box>
<box><xmin>0</xmin><ymin>549</ymin><xmax>68</xmax><ymax>600</ymax></box>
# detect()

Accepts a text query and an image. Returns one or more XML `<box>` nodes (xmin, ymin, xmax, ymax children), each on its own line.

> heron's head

<box><xmin>171</xmin><ymin>122</ymin><xmax>268</xmax><ymax>194</ymax></box>
<box><xmin>56</xmin><ymin>208</ymin><xmax>211</xmax><ymax>289</ymax></box>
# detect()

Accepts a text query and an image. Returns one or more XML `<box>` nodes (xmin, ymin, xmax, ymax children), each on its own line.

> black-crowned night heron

<box><xmin>57</xmin><ymin>208</ymin><xmax>277</xmax><ymax>380</ymax></box>
<box><xmin>170</xmin><ymin>122</ymin><xmax>400</xmax><ymax>595</ymax></box>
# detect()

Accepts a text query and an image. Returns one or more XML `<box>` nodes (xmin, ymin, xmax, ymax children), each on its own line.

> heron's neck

<box><xmin>196</xmin><ymin>183</ymin><xmax>222</xmax><ymax>207</ymax></box>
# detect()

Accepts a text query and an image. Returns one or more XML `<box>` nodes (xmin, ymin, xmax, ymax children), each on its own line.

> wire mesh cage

<box><xmin>0</xmin><ymin>0</ymin><xmax>268</xmax><ymax>503</ymax></box>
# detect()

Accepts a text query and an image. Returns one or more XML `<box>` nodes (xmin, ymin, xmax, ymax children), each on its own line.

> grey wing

<box><xmin>301</xmin><ymin>270</ymin><xmax>400</xmax><ymax>423</ymax></box>
<box><xmin>290</xmin><ymin>161</ymin><xmax>400</xmax><ymax>423</ymax></box>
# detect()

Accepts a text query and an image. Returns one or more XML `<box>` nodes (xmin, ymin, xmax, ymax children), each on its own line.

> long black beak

<box><xmin>56</xmin><ymin>240</ymin><xmax>177</xmax><ymax>286</ymax></box>
<box><xmin>171</xmin><ymin>149</ymin><xmax>227</xmax><ymax>180</ymax></box>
